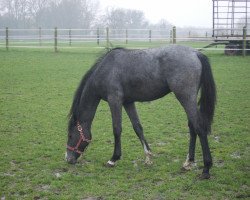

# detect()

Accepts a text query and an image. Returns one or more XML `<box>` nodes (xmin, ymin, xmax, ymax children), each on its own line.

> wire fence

<box><xmin>0</xmin><ymin>27</ymin><xmax>249</xmax><ymax>54</ymax></box>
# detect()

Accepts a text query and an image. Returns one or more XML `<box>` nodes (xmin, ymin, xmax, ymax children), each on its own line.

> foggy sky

<box><xmin>100</xmin><ymin>0</ymin><xmax>213</xmax><ymax>27</ymax></box>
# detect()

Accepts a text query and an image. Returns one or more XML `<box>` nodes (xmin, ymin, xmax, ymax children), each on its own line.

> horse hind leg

<box><xmin>175</xmin><ymin>93</ymin><xmax>212</xmax><ymax>179</ymax></box>
<box><xmin>124</xmin><ymin>103</ymin><xmax>153</xmax><ymax>165</ymax></box>
<box><xmin>182</xmin><ymin>121</ymin><xmax>197</xmax><ymax>170</ymax></box>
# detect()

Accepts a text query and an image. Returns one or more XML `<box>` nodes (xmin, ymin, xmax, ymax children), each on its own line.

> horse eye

<box><xmin>69</xmin><ymin>134</ymin><xmax>72</xmax><ymax>139</ymax></box>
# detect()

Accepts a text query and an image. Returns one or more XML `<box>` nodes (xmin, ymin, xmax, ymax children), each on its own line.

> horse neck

<box><xmin>78</xmin><ymin>88</ymin><xmax>100</xmax><ymax>130</ymax></box>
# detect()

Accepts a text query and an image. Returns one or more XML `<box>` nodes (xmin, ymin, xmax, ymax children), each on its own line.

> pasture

<box><xmin>0</xmin><ymin>47</ymin><xmax>249</xmax><ymax>199</ymax></box>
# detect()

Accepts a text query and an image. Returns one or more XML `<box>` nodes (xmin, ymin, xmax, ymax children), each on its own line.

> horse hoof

<box><xmin>199</xmin><ymin>173</ymin><xmax>210</xmax><ymax>179</ymax></box>
<box><xmin>182</xmin><ymin>162</ymin><xmax>196</xmax><ymax>171</ymax></box>
<box><xmin>145</xmin><ymin>160</ymin><xmax>153</xmax><ymax>166</ymax></box>
<box><xmin>105</xmin><ymin>160</ymin><xmax>115</xmax><ymax>167</ymax></box>
<box><xmin>145</xmin><ymin>155</ymin><xmax>153</xmax><ymax>165</ymax></box>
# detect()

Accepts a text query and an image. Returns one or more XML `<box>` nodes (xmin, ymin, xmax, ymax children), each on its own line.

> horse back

<box><xmin>91</xmin><ymin>46</ymin><xmax>201</xmax><ymax>102</ymax></box>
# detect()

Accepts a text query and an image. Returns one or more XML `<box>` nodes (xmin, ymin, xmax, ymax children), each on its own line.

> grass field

<box><xmin>0</xmin><ymin>47</ymin><xmax>249</xmax><ymax>199</ymax></box>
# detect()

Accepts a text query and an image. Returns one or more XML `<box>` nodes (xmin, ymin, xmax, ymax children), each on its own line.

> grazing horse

<box><xmin>65</xmin><ymin>45</ymin><xmax>216</xmax><ymax>179</ymax></box>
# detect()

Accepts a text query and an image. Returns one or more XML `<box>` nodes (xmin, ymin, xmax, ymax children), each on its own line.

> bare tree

<box><xmin>103</xmin><ymin>8</ymin><xmax>148</xmax><ymax>29</ymax></box>
<box><xmin>79</xmin><ymin>0</ymin><xmax>99</xmax><ymax>28</ymax></box>
<box><xmin>0</xmin><ymin>0</ymin><xmax>31</xmax><ymax>27</ymax></box>
<box><xmin>0</xmin><ymin>0</ymin><xmax>99</xmax><ymax>28</ymax></box>
<box><xmin>152</xmin><ymin>19</ymin><xmax>172</xmax><ymax>29</ymax></box>
<box><xmin>27</xmin><ymin>0</ymin><xmax>51</xmax><ymax>26</ymax></box>
<box><xmin>37</xmin><ymin>0</ymin><xmax>99</xmax><ymax>28</ymax></box>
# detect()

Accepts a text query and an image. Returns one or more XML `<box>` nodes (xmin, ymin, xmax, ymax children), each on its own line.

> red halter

<box><xmin>67</xmin><ymin>122</ymin><xmax>91</xmax><ymax>154</ymax></box>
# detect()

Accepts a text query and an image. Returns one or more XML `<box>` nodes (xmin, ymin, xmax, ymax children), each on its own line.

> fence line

<box><xmin>0</xmin><ymin>27</ymin><xmax>249</xmax><ymax>53</ymax></box>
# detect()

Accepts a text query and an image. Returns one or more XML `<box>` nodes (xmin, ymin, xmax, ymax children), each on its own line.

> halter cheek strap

<box><xmin>67</xmin><ymin>122</ymin><xmax>91</xmax><ymax>154</ymax></box>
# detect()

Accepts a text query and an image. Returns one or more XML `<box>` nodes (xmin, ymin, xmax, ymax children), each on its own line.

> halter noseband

<box><xmin>67</xmin><ymin>122</ymin><xmax>91</xmax><ymax>154</ymax></box>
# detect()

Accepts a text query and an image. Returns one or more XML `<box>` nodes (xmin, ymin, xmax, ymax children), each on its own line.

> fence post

<box><xmin>173</xmin><ymin>26</ymin><xmax>176</xmax><ymax>44</ymax></box>
<box><xmin>243</xmin><ymin>26</ymin><xmax>247</xmax><ymax>57</ymax></box>
<box><xmin>149</xmin><ymin>30</ymin><xmax>152</xmax><ymax>43</ymax></box>
<box><xmin>97</xmin><ymin>28</ymin><xmax>100</xmax><ymax>45</ymax></box>
<box><xmin>125</xmin><ymin>29</ymin><xmax>128</xmax><ymax>44</ymax></box>
<box><xmin>69</xmin><ymin>29</ymin><xmax>72</xmax><ymax>46</ymax></box>
<box><xmin>39</xmin><ymin>27</ymin><xmax>42</xmax><ymax>46</ymax></box>
<box><xmin>170</xmin><ymin>30</ymin><xmax>173</xmax><ymax>44</ymax></box>
<box><xmin>54</xmin><ymin>27</ymin><xmax>58</xmax><ymax>52</ymax></box>
<box><xmin>6</xmin><ymin>27</ymin><xmax>9</xmax><ymax>51</ymax></box>
<box><xmin>106</xmin><ymin>27</ymin><xmax>109</xmax><ymax>49</ymax></box>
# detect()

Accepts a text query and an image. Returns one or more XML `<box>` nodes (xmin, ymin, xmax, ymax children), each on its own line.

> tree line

<box><xmin>0</xmin><ymin>0</ymin><xmax>172</xmax><ymax>29</ymax></box>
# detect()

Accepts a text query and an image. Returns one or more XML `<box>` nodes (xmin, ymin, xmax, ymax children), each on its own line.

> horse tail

<box><xmin>197</xmin><ymin>52</ymin><xmax>217</xmax><ymax>134</ymax></box>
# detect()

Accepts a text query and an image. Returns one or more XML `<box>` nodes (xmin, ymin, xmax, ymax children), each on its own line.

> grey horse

<box><xmin>66</xmin><ymin>45</ymin><xmax>216</xmax><ymax>179</ymax></box>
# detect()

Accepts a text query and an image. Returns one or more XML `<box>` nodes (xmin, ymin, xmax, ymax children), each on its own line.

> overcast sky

<box><xmin>100</xmin><ymin>0</ymin><xmax>213</xmax><ymax>27</ymax></box>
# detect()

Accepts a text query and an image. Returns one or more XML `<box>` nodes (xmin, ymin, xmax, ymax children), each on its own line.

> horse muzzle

<box><xmin>65</xmin><ymin>151</ymin><xmax>78</xmax><ymax>164</ymax></box>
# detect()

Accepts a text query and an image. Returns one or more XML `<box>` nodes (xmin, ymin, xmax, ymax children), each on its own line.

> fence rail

<box><xmin>0</xmin><ymin>27</ymin><xmax>249</xmax><ymax>54</ymax></box>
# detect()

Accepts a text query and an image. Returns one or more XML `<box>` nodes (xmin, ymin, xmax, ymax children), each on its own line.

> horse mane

<box><xmin>68</xmin><ymin>47</ymin><xmax>125</xmax><ymax>131</ymax></box>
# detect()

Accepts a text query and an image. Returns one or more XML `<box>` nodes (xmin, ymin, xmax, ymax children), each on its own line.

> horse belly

<box><xmin>124</xmin><ymin>79</ymin><xmax>171</xmax><ymax>102</ymax></box>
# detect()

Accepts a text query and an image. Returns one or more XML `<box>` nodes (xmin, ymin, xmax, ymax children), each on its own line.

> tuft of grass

<box><xmin>0</xmin><ymin>48</ymin><xmax>249</xmax><ymax>199</ymax></box>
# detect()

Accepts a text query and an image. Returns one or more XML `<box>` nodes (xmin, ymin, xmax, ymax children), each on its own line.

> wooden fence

<box><xmin>0</xmin><ymin>27</ymin><xmax>249</xmax><ymax>55</ymax></box>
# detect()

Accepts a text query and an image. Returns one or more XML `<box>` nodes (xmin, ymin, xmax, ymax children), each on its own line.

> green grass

<box><xmin>0</xmin><ymin>47</ymin><xmax>249</xmax><ymax>199</ymax></box>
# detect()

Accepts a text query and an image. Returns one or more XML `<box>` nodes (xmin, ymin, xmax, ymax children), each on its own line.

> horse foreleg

<box><xmin>106</xmin><ymin>97</ymin><xmax>123</xmax><ymax>167</ymax></box>
<box><xmin>124</xmin><ymin>103</ymin><xmax>153</xmax><ymax>165</ymax></box>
